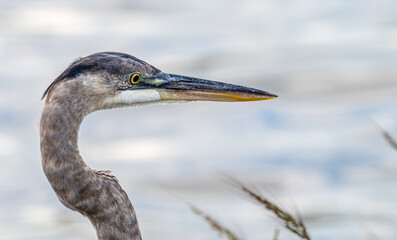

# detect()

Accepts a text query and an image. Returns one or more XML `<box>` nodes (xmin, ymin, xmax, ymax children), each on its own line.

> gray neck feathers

<box><xmin>40</xmin><ymin>79</ymin><xmax>142</xmax><ymax>240</ymax></box>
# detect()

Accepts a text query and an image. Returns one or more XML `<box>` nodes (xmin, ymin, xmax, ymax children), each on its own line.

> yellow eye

<box><xmin>129</xmin><ymin>73</ymin><xmax>141</xmax><ymax>84</ymax></box>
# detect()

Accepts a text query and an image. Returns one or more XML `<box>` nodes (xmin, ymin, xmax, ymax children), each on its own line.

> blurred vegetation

<box><xmin>192</xmin><ymin>123</ymin><xmax>397</xmax><ymax>240</ymax></box>
<box><xmin>374</xmin><ymin>122</ymin><xmax>397</xmax><ymax>152</ymax></box>
<box><xmin>191</xmin><ymin>178</ymin><xmax>310</xmax><ymax>240</ymax></box>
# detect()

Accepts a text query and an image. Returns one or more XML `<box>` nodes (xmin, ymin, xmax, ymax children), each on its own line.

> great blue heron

<box><xmin>40</xmin><ymin>52</ymin><xmax>277</xmax><ymax>240</ymax></box>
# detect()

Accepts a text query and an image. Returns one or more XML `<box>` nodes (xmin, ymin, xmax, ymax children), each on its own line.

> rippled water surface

<box><xmin>1</xmin><ymin>0</ymin><xmax>397</xmax><ymax>239</ymax></box>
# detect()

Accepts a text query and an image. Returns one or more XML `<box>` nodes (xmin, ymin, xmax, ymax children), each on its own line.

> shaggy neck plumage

<box><xmin>40</xmin><ymin>82</ymin><xmax>142</xmax><ymax>240</ymax></box>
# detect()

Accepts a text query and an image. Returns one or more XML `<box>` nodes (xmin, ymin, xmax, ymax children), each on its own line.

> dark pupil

<box><xmin>133</xmin><ymin>75</ymin><xmax>140</xmax><ymax>83</ymax></box>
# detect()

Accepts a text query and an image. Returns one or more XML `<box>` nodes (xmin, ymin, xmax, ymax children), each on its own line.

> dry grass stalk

<box><xmin>373</xmin><ymin>122</ymin><xmax>397</xmax><ymax>152</ymax></box>
<box><xmin>190</xmin><ymin>205</ymin><xmax>243</xmax><ymax>240</ymax></box>
<box><xmin>272</xmin><ymin>228</ymin><xmax>280</xmax><ymax>240</ymax></box>
<box><xmin>234</xmin><ymin>180</ymin><xmax>310</xmax><ymax>240</ymax></box>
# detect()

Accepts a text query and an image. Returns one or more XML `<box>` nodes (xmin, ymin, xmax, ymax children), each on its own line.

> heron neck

<box><xmin>40</xmin><ymin>96</ymin><xmax>142</xmax><ymax>240</ymax></box>
<box><xmin>40</xmin><ymin>98</ymin><xmax>88</xmax><ymax>194</ymax></box>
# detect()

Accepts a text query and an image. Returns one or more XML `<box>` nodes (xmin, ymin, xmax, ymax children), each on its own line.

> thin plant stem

<box><xmin>190</xmin><ymin>205</ymin><xmax>243</xmax><ymax>240</ymax></box>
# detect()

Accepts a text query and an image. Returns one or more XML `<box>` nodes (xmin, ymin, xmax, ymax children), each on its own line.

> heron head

<box><xmin>43</xmin><ymin>52</ymin><xmax>277</xmax><ymax>112</ymax></box>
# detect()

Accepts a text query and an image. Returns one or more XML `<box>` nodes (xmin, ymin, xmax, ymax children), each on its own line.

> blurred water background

<box><xmin>1</xmin><ymin>0</ymin><xmax>397</xmax><ymax>239</ymax></box>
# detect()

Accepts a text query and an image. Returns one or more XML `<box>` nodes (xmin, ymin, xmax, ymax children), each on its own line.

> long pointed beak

<box><xmin>149</xmin><ymin>72</ymin><xmax>277</xmax><ymax>102</ymax></box>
